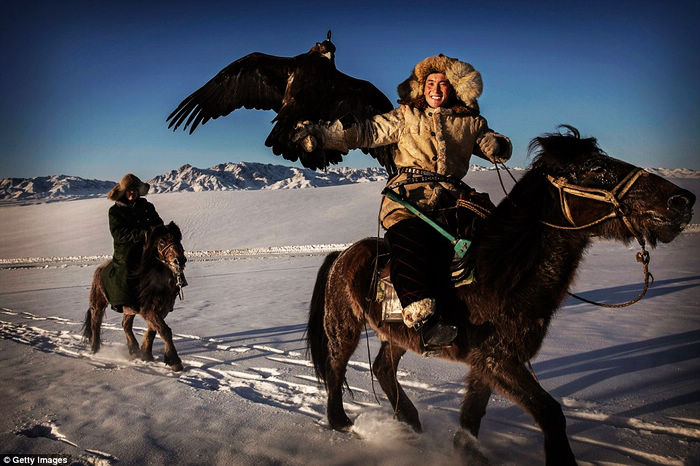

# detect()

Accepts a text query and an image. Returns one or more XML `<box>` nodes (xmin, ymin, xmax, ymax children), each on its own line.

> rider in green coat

<box><xmin>100</xmin><ymin>174</ymin><xmax>164</xmax><ymax>311</ymax></box>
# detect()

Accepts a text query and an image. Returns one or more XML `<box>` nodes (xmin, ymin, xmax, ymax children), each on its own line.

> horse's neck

<box><xmin>140</xmin><ymin>259</ymin><xmax>170</xmax><ymax>282</ymax></box>
<box><xmin>478</xmin><ymin>185</ymin><xmax>591</xmax><ymax>308</ymax></box>
<box><xmin>136</xmin><ymin>253</ymin><xmax>157</xmax><ymax>277</ymax></box>
<box><xmin>137</xmin><ymin>250</ymin><xmax>171</xmax><ymax>288</ymax></box>
<box><xmin>137</xmin><ymin>260</ymin><xmax>175</xmax><ymax>309</ymax></box>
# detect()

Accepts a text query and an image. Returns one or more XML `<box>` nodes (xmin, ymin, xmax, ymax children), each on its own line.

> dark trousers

<box><xmin>384</xmin><ymin>217</ymin><xmax>455</xmax><ymax>310</ymax></box>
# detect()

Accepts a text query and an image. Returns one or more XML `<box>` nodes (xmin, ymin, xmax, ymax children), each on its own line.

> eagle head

<box><xmin>310</xmin><ymin>30</ymin><xmax>336</xmax><ymax>61</ymax></box>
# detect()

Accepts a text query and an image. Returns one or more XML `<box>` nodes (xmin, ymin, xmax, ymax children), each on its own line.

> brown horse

<box><xmin>83</xmin><ymin>221</ymin><xmax>188</xmax><ymax>371</ymax></box>
<box><xmin>306</xmin><ymin>126</ymin><xmax>695</xmax><ymax>464</ymax></box>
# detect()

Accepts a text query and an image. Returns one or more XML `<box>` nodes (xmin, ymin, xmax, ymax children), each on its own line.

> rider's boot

<box><xmin>403</xmin><ymin>297</ymin><xmax>458</xmax><ymax>347</ymax></box>
<box><xmin>420</xmin><ymin>313</ymin><xmax>458</xmax><ymax>347</ymax></box>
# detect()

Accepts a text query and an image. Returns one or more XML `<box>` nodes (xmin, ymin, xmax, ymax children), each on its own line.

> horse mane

<box><xmin>528</xmin><ymin>125</ymin><xmax>605</xmax><ymax>178</ymax></box>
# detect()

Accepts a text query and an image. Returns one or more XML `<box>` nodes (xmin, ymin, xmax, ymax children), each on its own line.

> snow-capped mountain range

<box><xmin>0</xmin><ymin>162</ymin><xmax>390</xmax><ymax>202</ymax></box>
<box><xmin>148</xmin><ymin>162</ymin><xmax>387</xmax><ymax>192</ymax></box>
<box><xmin>0</xmin><ymin>162</ymin><xmax>697</xmax><ymax>203</ymax></box>
<box><xmin>0</xmin><ymin>175</ymin><xmax>116</xmax><ymax>203</ymax></box>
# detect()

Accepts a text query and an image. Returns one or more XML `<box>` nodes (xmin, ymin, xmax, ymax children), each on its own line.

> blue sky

<box><xmin>2</xmin><ymin>0</ymin><xmax>698</xmax><ymax>181</ymax></box>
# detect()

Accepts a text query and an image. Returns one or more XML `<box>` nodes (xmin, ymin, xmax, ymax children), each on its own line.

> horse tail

<box><xmin>307</xmin><ymin>250</ymin><xmax>341</xmax><ymax>387</ymax></box>
<box><xmin>81</xmin><ymin>307</ymin><xmax>93</xmax><ymax>342</ymax></box>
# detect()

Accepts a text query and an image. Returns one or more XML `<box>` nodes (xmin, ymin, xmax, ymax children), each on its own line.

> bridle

<box><xmin>156</xmin><ymin>238</ymin><xmax>187</xmax><ymax>300</ymax></box>
<box><xmin>543</xmin><ymin>168</ymin><xmax>647</xmax><ymax>240</ymax></box>
<box><xmin>542</xmin><ymin>167</ymin><xmax>653</xmax><ymax>308</ymax></box>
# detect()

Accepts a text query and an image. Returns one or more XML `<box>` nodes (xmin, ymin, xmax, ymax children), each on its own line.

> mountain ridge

<box><xmin>1</xmin><ymin>162</ymin><xmax>697</xmax><ymax>203</ymax></box>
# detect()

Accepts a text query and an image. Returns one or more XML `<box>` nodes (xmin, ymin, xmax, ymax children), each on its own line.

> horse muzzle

<box><xmin>643</xmin><ymin>188</ymin><xmax>695</xmax><ymax>243</ymax></box>
<box><xmin>668</xmin><ymin>191</ymin><xmax>695</xmax><ymax>222</ymax></box>
<box><xmin>662</xmin><ymin>189</ymin><xmax>695</xmax><ymax>228</ymax></box>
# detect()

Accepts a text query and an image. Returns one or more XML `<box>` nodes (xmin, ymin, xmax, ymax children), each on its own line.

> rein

<box><xmin>542</xmin><ymin>168</ymin><xmax>654</xmax><ymax>308</ymax></box>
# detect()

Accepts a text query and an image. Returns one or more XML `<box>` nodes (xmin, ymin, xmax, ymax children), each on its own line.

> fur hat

<box><xmin>107</xmin><ymin>173</ymin><xmax>150</xmax><ymax>201</ymax></box>
<box><xmin>397</xmin><ymin>54</ymin><xmax>482</xmax><ymax>110</ymax></box>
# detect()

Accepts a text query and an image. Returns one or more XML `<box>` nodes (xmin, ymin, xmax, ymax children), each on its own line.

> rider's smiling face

<box><xmin>423</xmin><ymin>72</ymin><xmax>452</xmax><ymax>108</ymax></box>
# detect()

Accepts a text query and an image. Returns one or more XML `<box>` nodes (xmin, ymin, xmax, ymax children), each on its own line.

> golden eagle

<box><xmin>167</xmin><ymin>31</ymin><xmax>396</xmax><ymax>174</ymax></box>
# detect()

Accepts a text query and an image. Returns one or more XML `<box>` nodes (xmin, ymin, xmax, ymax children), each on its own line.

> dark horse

<box><xmin>307</xmin><ymin>127</ymin><xmax>695</xmax><ymax>464</ymax></box>
<box><xmin>83</xmin><ymin>221</ymin><xmax>188</xmax><ymax>372</ymax></box>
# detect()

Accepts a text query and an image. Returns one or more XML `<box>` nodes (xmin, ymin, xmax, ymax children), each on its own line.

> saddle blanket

<box><xmin>376</xmin><ymin>277</ymin><xmax>405</xmax><ymax>323</ymax></box>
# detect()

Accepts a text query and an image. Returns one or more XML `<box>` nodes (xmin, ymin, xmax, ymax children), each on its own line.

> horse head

<box><xmin>145</xmin><ymin>221</ymin><xmax>187</xmax><ymax>278</ymax></box>
<box><xmin>528</xmin><ymin>125</ymin><xmax>695</xmax><ymax>247</ymax></box>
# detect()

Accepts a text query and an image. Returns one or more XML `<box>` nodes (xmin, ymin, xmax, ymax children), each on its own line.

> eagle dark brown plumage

<box><xmin>167</xmin><ymin>31</ymin><xmax>396</xmax><ymax>174</ymax></box>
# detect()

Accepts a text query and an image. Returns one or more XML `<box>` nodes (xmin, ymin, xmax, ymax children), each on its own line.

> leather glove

<box><xmin>480</xmin><ymin>133</ymin><xmax>512</xmax><ymax>163</ymax></box>
<box><xmin>293</xmin><ymin>121</ymin><xmax>324</xmax><ymax>152</ymax></box>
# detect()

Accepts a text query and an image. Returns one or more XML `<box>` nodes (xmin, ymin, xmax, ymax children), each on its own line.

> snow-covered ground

<box><xmin>1</xmin><ymin>172</ymin><xmax>699</xmax><ymax>465</ymax></box>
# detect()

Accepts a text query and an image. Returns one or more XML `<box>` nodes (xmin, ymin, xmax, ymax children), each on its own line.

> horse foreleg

<box><xmin>143</xmin><ymin>311</ymin><xmax>183</xmax><ymax>372</ymax></box>
<box><xmin>491</xmin><ymin>361</ymin><xmax>577</xmax><ymax>466</ymax></box>
<box><xmin>140</xmin><ymin>326</ymin><xmax>156</xmax><ymax>362</ymax></box>
<box><xmin>121</xmin><ymin>313</ymin><xmax>140</xmax><ymax>358</ymax></box>
<box><xmin>372</xmin><ymin>341</ymin><xmax>421</xmax><ymax>432</ymax></box>
<box><xmin>452</xmin><ymin>370</ymin><xmax>493</xmax><ymax>459</ymax></box>
<box><xmin>458</xmin><ymin>371</ymin><xmax>492</xmax><ymax>437</ymax></box>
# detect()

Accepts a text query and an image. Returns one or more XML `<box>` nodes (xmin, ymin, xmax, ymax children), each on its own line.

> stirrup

<box><xmin>451</xmin><ymin>257</ymin><xmax>476</xmax><ymax>287</ymax></box>
<box><xmin>419</xmin><ymin>315</ymin><xmax>457</xmax><ymax>347</ymax></box>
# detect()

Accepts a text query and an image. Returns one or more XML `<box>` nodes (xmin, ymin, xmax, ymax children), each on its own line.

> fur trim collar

<box><xmin>397</xmin><ymin>54</ymin><xmax>482</xmax><ymax>111</ymax></box>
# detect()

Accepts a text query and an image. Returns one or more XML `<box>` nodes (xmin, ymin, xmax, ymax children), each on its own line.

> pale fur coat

<box><xmin>319</xmin><ymin>54</ymin><xmax>511</xmax><ymax>229</ymax></box>
<box><xmin>324</xmin><ymin>105</ymin><xmax>511</xmax><ymax>228</ymax></box>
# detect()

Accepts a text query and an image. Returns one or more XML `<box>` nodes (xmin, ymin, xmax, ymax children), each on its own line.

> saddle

<box><xmin>376</xmin><ymin>255</ymin><xmax>477</xmax><ymax>324</ymax></box>
<box><xmin>376</xmin><ymin>188</ymin><xmax>494</xmax><ymax>325</ymax></box>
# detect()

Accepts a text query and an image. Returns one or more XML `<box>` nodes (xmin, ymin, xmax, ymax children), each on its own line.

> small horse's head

<box><xmin>529</xmin><ymin>125</ymin><xmax>695</xmax><ymax>246</ymax></box>
<box><xmin>146</xmin><ymin>221</ymin><xmax>187</xmax><ymax>276</ymax></box>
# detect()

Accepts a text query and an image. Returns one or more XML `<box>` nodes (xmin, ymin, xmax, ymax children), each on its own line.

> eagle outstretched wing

<box><xmin>167</xmin><ymin>33</ymin><xmax>397</xmax><ymax>175</ymax></box>
<box><xmin>166</xmin><ymin>53</ymin><xmax>294</xmax><ymax>134</ymax></box>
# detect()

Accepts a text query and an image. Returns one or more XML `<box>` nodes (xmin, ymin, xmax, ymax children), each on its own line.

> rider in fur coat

<box><xmin>100</xmin><ymin>173</ymin><xmax>164</xmax><ymax>311</ymax></box>
<box><xmin>296</xmin><ymin>55</ymin><xmax>511</xmax><ymax>347</ymax></box>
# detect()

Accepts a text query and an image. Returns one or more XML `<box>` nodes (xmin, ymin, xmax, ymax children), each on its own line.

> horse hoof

<box><xmin>329</xmin><ymin>417</ymin><xmax>353</xmax><ymax>432</ymax></box>
<box><xmin>169</xmin><ymin>362</ymin><xmax>184</xmax><ymax>372</ymax></box>
<box><xmin>395</xmin><ymin>412</ymin><xmax>422</xmax><ymax>433</ymax></box>
<box><xmin>140</xmin><ymin>354</ymin><xmax>155</xmax><ymax>362</ymax></box>
<box><xmin>409</xmin><ymin>420</ymin><xmax>422</xmax><ymax>433</ymax></box>
<box><xmin>453</xmin><ymin>430</ymin><xmax>489</xmax><ymax>465</ymax></box>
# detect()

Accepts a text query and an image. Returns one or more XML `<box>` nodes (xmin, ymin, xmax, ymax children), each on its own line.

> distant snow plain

<box><xmin>1</xmin><ymin>170</ymin><xmax>699</xmax><ymax>465</ymax></box>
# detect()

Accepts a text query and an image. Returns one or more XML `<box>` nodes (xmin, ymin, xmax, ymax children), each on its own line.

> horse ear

<box><xmin>167</xmin><ymin>221</ymin><xmax>182</xmax><ymax>241</ymax></box>
<box><xmin>150</xmin><ymin>224</ymin><xmax>167</xmax><ymax>241</ymax></box>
